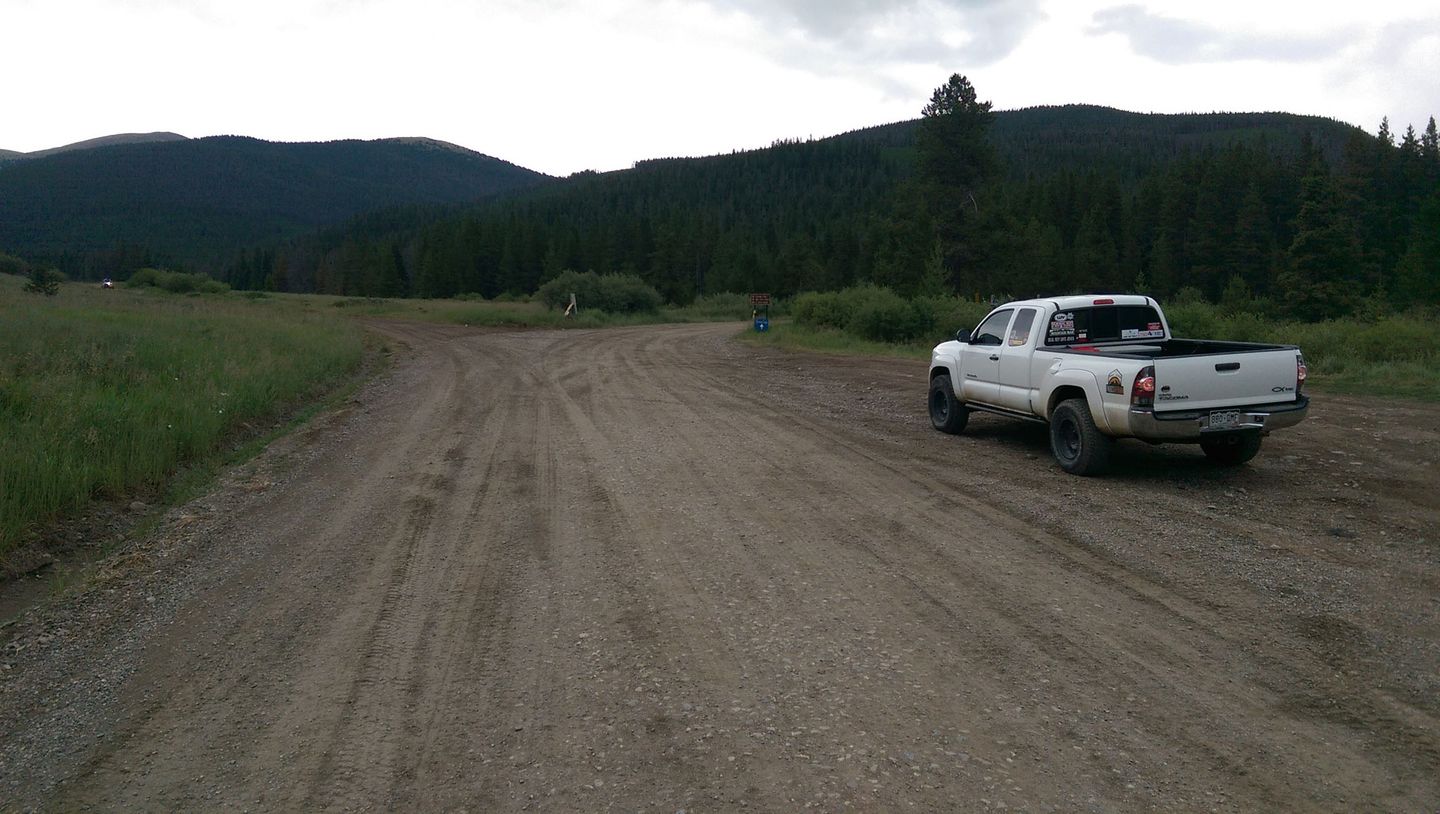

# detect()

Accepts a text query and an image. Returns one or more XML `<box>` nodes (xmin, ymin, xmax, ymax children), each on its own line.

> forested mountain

<box><xmin>230</xmin><ymin>104</ymin><xmax>1438</xmax><ymax>316</ymax></box>
<box><xmin>0</xmin><ymin>132</ymin><xmax>188</xmax><ymax>163</ymax></box>
<box><xmin>0</xmin><ymin>136</ymin><xmax>551</xmax><ymax>276</ymax></box>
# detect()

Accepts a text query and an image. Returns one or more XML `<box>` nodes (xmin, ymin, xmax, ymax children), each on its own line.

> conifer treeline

<box><xmin>225</xmin><ymin>110</ymin><xmax>1440</xmax><ymax>317</ymax></box>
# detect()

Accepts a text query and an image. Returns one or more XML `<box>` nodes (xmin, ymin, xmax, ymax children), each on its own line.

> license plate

<box><xmin>1209</xmin><ymin>410</ymin><xmax>1241</xmax><ymax>429</ymax></box>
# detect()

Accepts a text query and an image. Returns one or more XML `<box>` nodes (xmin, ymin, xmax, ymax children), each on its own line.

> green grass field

<box><xmin>0</xmin><ymin>276</ymin><xmax>365</xmax><ymax>565</ymax></box>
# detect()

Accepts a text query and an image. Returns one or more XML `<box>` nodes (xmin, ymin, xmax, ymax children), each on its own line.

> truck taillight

<box><xmin>1297</xmin><ymin>354</ymin><xmax>1307</xmax><ymax>396</ymax></box>
<box><xmin>1131</xmin><ymin>366</ymin><xmax>1155</xmax><ymax>408</ymax></box>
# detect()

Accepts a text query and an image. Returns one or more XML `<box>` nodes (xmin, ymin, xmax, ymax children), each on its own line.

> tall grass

<box><xmin>0</xmin><ymin>277</ymin><xmax>364</xmax><ymax>560</ymax></box>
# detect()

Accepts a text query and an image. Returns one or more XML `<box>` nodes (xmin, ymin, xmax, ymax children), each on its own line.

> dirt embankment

<box><xmin>2</xmin><ymin>321</ymin><xmax>1436</xmax><ymax>812</ymax></box>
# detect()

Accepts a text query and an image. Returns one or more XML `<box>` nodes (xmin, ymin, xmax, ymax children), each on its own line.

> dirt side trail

<box><xmin>2</xmin><ymin>321</ymin><xmax>1436</xmax><ymax>812</ymax></box>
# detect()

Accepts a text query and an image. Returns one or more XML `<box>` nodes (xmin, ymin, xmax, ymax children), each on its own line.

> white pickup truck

<box><xmin>928</xmin><ymin>295</ymin><xmax>1309</xmax><ymax>475</ymax></box>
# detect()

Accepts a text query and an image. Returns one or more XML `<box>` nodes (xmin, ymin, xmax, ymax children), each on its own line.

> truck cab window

<box><xmin>973</xmin><ymin>309</ymin><xmax>1013</xmax><ymax>346</ymax></box>
<box><xmin>1008</xmin><ymin>308</ymin><xmax>1039</xmax><ymax>347</ymax></box>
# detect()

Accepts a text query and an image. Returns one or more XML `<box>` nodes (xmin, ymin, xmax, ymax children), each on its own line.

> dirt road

<box><xmin>2</xmin><ymin>321</ymin><xmax>1437</xmax><ymax>812</ymax></box>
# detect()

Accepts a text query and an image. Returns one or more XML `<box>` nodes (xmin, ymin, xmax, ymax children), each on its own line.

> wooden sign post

<box><xmin>750</xmin><ymin>293</ymin><xmax>771</xmax><ymax>332</ymax></box>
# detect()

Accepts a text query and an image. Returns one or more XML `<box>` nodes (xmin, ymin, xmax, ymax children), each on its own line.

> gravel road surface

<box><xmin>2</xmin><ymin>321</ymin><xmax>1437</xmax><ymax>812</ymax></box>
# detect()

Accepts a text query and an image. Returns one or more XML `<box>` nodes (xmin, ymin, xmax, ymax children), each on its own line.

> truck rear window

<box><xmin>1044</xmin><ymin>305</ymin><xmax>1165</xmax><ymax>346</ymax></box>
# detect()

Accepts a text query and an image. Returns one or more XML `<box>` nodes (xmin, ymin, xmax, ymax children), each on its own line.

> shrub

<box><xmin>126</xmin><ymin>267</ymin><xmax>229</xmax><ymax>295</ymax></box>
<box><xmin>1165</xmin><ymin>301</ymin><xmax>1221</xmax><ymax>339</ymax></box>
<box><xmin>848</xmin><ymin>289</ymin><xmax>936</xmax><ymax>343</ymax></box>
<box><xmin>683</xmin><ymin>293</ymin><xmax>755</xmax><ymax>320</ymax></box>
<box><xmin>536</xmin><ymin>270</ymin><xmax>661</xmax><ymax>314</ymax></box>
<box><xmin>915</xmin><ymin>295</ymin><xmax>993</xmax><ymax>336</ymax></box>
<box><xmin>23</xmin><ymin>267</ymin><xmax>63</xmax><ymax>296</ymax></box>
<box><xmin>0</xmin><ymin>252</ymin><xmax>29</xmax><ymax>276</ymax></box>
<box><xmin>792</xmin><ymin>285</ymin><xmax>897</xmax><ymax>330</ymax></box>
<box><xmin>1214</xmin><ymin>311</ymin><xmax>1272</xmax><ymax>343</ymax></box>
<box><xmin>1172</xmin><ymin>286</ymin><xmax>1207</xmax><ymax>306</ymax></box>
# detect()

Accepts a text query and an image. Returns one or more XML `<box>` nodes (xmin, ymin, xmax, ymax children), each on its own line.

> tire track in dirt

<box><xmin>1</xmin><ymin>321</ymin><xmax>1435</xmax><ymax>813</ymax></box>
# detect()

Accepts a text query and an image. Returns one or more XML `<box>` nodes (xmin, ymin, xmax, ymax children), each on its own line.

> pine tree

<box><xmin>1423</xmin><ymin>117</ymin><xmax>1440</xmax><ymax>165</ymax></box>
<box><xmin>1073</xmin><ymin>201</ymin><xmax>1120</xmax><ymax>289</ymax></box>
<box><xmin>1281</xmin><ymin>159</ymin><xmax>1364</xmax><ymax>319</ymax></box>
<box><xmin>915</xmin><ymin>74</ymin><xmax>997</xmax><ymax>285</ymax></box>
<box><xmin>1230</xmin><ymin>184</ymin><xmax>1272</xmax><ymax>294</ymax></box>
<box><xmin>1392</xmin><ymin>191</ymin><xmax>1440</xmax><ymax>305</ymax></box>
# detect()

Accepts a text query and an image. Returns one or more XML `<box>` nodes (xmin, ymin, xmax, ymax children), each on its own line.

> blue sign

<box><xmin>754</xmin><ymin>317</ymin><xmax>769</xmax><ymax>332</ymax></box>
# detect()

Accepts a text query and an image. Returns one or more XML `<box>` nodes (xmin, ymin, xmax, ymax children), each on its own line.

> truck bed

<box><xmin>1055</xmin><ymin>338</ymin><xmax>1299</xmax><ymax>360</ymax></box>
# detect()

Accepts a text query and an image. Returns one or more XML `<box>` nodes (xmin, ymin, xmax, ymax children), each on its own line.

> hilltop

<box><xmin>0</xmin><ymin>135</ymin><xmax>551</xmax><ymax>272</ymax></box>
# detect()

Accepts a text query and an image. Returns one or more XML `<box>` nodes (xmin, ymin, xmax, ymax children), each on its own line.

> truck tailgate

<box><xmin>1153</xmin><ymin>350</ymin><xmax>1299</xmax><ymax>412</ymax></box>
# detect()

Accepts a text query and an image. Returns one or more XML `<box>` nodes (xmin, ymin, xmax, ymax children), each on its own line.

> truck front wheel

<box><xmin>1050</xmin><ymin>398</ymin><xmax>1112</xmax><ymax>475</ymax></box>
<box><xmin>928</xmin><ymin>374</ymin><xmax>969</xmax><ymax>435</ymax></box>
<box><xmin>1200</xmin><ymin>433</ymin><xmax>1262</xmax><ymax>466</ymax></box>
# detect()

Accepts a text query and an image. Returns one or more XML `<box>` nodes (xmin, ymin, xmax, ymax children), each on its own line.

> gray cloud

<box><xmin>1089</xmin><ymin>5</ymin><xmax>1347</xmax><ymax>64</ymax></box>
<box><xmin>705</xmin><ymin>0</ymin><xmax>1045</xmax><ymax>68</ymax></box>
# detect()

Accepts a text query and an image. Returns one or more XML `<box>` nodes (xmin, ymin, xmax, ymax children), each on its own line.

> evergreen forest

<box><xmin>4</xmin><ymin>89</ymin><xmax>1435</xmax><ymax>320</ymax></box>
<box><xmin>223</xmin><ymin>97</ymin><xmax>1439</xmax><ymax>319</ymax></box>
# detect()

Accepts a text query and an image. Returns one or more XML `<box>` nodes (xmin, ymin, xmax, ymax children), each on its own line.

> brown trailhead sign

<box><xmin>750</xmin><ymin>293</ymin><xmax>771</xmax><ymax>306</ymax></box>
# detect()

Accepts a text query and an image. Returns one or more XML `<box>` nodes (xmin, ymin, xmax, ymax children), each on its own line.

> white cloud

<box><xmin>1088</xmin><ymin>5</ymin><xmax>1346</xmax><ymax>63</ymax></box>
<box><xmin>0</xmin><ymin>0</ymin><xmax>1435</xmax><ymax>171</ymax></box>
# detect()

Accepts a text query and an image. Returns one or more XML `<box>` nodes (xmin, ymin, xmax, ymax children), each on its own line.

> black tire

<box><xmin>928</xmin><ymin>374</ymin><xmax>969</xmax><ymax>434</ymax></box>
<box><xmin>1049</xmin><ymin>398</ymin><xmax>1112</xmax><ymax>475</ymax></box>
<box><xmin>1201</xmin><ymin>433</ymin><xmax>1263</xmax><ymax>466</ymax></box>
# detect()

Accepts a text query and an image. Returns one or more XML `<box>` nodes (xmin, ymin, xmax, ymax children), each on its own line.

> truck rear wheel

<box><xmin>1050</xmin><ymin>398</ymin><xmax>1112</xmax><ymax>475</ymax></box>
<box><xmin>1201</xmin><ymin>433</ymin><xmax>1262</xmax><ymax>466</ymax></box>
<box><xmin>928</xmin><ymin>374</ymin><xmax>968</xmax><ymax>435</ymax></box>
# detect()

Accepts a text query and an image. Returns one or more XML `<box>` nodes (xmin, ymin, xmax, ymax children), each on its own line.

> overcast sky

<box><xmin>4</xmin><ymin>0</ymin><xmax>1437</xmax><ymax>175</ymax></box>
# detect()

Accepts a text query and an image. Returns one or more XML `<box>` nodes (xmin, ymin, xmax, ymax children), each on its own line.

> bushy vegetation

<box><xmin>126</xmin><ymin>267</ymin><xmax>230</xmax><ymax>294</ymax></box>
<box><xmin>681</xmin><ymin>292</ymin><xmax>769</xmax><ymax>321</ymax></box>
<box><xmin>0</xmin><ymin>251</ymin><xmax>30</xmax><ymax>276</ymax></box>
<box><xmin>792</xmin><ymin>285</ymin><xmax>991</xmax><ymax>343</ymax></box>
<box><xmin>23</xmin><ymin>267</ymin><xmax>64</xmax><ymax>296</ymax></box>
<box><xmin>0</xmin><ymin>275</ymin><xmax>364</xmax><ymax>563</ymax></box>
<box><xmin>535</xmin><ymin>270</ymin><xmax>662</xmax><ymax>314</ymax></box>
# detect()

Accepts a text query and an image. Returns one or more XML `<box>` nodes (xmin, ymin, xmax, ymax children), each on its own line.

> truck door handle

<box><xmin>1215</xmin><ymin>362</ymin><xmax>1240</xmax><ymax>372</ymax></box>
<box><xmin>989</xmin><ymin>354</ymin><xmax>1000</xmax><ymax>361</ymax></box>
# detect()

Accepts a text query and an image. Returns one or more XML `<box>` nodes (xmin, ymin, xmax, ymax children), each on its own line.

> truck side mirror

<box><xmin>955</xmin><ymin>329</ymin><xmax>971</xmax><ymax>343</ymax></box>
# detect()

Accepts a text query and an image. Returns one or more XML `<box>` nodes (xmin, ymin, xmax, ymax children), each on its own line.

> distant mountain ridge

<box><xmin>0</xmin><ymin>135</ymin><xmax>552</xmax><ymax>272</ymax></box>
<box><xmin>227</xmin><ymin>104</ymin><xmax>1407</xmax><ymax>302</ymax></box>
<box><xmin>0</xmin><ymin>131</ymin><xmax>188</xmax><ymax>162</ymax></box>
<box><xmin>0</xmin><ymin>106</ymin><xmax>1381</xmax><ymax>283</ymax></box>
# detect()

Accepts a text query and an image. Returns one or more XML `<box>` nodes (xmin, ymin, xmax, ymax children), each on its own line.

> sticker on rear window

<box><xmin>1048</xmin><ymin>312</ymin><xmax>1076</xmax><ymax>343</ymax></box>
<box><xmin>1121</xmin><ymin>328</ymin><xmax>1165</xmax><ymax>340</ymax></box>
